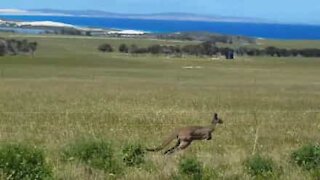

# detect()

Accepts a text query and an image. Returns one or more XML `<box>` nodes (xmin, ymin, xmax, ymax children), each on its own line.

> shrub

<box><xmin>178</xmin><ymin>156</ymin><xmax>203</xmax><ymax>180</ymax></box>
<box><xmin>0</xmin><ymin>144</ymin><xmax>52</xmax><ymax>180</ymax></box>
<box><xmin>131</xmin><ymin>47</ymin><xmax>149</xmax><ymax>54</ymax></box>
<box><xmin>122</xmin><ymin>144</ymin><xmax>145</xmax><ymax>167</ymax></box>
<box><xmin>119</xmin><ymin>44</ymin><xmax>129</xmax><ymax>53</ymax></box>
<box><xmin>0</xmin><ymin>38</ymin><xmax>38</xmax><ymax>56</ymax></box>
<box><xmin>0</xmin><ymin>40</ymin><xmax>7</xmax><ymax>56</ymax></box>
<box><xmin>148</xmin><ymin>44</ymin><xmax>162</xmax><ymax>54</ymax></box>
<box><xmin>291</xmin><ymin>144</ymin><xmax>320</xmax><ymax>171</ymax></box>
<box><xmin>244</xmin><ymin>154</ymin><xmax>276</xmax><ymax>178</ymax></box>
<box><xmin>98</xmin><ymin>43</ymin><xmax>113</xmax><ymax>52</ymax></box>
<box><xmin>62</xmin><ymin>138</ymin><xmax>121</xmax><ymax>174</ymax></box>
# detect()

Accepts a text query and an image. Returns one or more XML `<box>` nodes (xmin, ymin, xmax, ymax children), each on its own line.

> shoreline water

<box><xmin>1</xmin><ymin>15</ymin><xmax>320</xmax><ymax>40</ymax></box>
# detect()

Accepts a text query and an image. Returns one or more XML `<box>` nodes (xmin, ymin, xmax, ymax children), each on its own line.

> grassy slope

<box><xmin>0</xmin><ymin>34</ymin><xmax>319</xmax><ymax>179</ymax></box>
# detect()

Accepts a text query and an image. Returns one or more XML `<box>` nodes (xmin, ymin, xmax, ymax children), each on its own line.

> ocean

<box><xmin>1</xmin><ymin>15</ymin><xmax>320</xmax><ymax>40</ymax></box>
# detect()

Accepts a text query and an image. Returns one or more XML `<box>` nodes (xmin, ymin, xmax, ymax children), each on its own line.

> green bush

<box><xmin>244</xmin><ymin>154</ymin><xmax>276</xmax><ymax>178</ymax></box>
<box><xmin>178</xmin><ymin>157</ymin><xmax>203</xmax><ymax>180</ymax></box>
<box><xmin>62</xmin><ymin>138</ymin><xmax>121</xmax><ymax>174</ymax></box>
<box><xmin>119</xmin><ymin>44</ymin><xmax>129</xmax><ymax>53</ymax></box>
<box><xmin>98</xmin><ymin>43</ymin><xmax>113</xmax><ymax>52</ymax></box>
<box><xmin>0</xmin><ymin>144</ymin><xmax>52</xmax><ymax>180</ymax></box>
<box><xmin>291</xmin><ymin>144</ymin><xmax>320</xmax><ymax>171</ymax></box>
<box><xmin>122</xmin><ymin>144</ymin><xmax>145</xmax><ymax>167</ymax></box>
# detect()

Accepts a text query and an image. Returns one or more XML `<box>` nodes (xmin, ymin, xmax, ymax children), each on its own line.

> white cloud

<box><xmin>0</xmin><ymin>9</ymin><xmax>28</xmax><ymax>14</ymax></box>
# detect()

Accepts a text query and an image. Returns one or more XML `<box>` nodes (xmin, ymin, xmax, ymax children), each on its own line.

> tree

<box><xmin>148</xmin><ymin>44</ymin><xmax>162</xmax><ymax>54</ymax></box>
<box><xmin>236</xmin><ymin>47</ymin><xmax>248</xmax><ymax>56</ymax></box>
<box><xmin>29</xmin><ymin>42</ymin><xmax>38</xmax><ymax>56</ymax></box>
<box><xmin>17</xmin><ymin>39</ymin><xmax>30</xmax><ymax>53</ymax></box>
<box><xmin>0</xmin><ymin>46</ymin><xmax>6</xmax><ymax>56</ymax></box>
<box><xmin>119</xmin><ymin>44</ymin><xmax>129</xmax><ymax>53</ymax></box>
<box><xmin>7</xmin><ymin>39</ymin><xmax>18</xmax><ymax>55</ymax></box>
<box><xmin>182</xmin><ymin>44</ymin><xmax>204</xmax><ymax>56</ymax></box>
<box><xmin>0</xmin><ymin>39</ymin><xmax>39</xmax><ymax>56</ymax></box>
<box><xmin>299</xmin><ymin>49</ymin><xmax>320</xmax><ymax>57</ymax></box>
<box><xmin>162</xmin><ymin>45</ymin><xmax>181</xmax><ymax>55</ymax></box>
<box><xmin>131</xmin><ymin>47</ymin><xmax>149</xmax><ymax>54</ymax></box>
<box><xmin>98</xmin><ymin>43</ymin><xmax>113</xmax><ymax>52</ymax></box>
<box><xmin>265</xmin><ymin>46</ymin><xmax>277</xmax><ymax>56</ymax></box>
<box><xmin>129</xmin><ymin>44</ymin><xmax>138</xmax><ymax>54</ymax></box>
<box><xmin>0</xmin><ymin>40</ymin><xmax>7</xmax><ymax>56</ymax></box>
<box><xmin>85</xmin><ymin>31</ymin><xmax>92</xmax><ymax>36</ymax></box>
<box><xmin>201</xmin><ymin>41</ymin><xmax>218</xmax><ymax>56</ymax></box>
<box><xmin>291</xmin><ymin>49</ymin><xmax>300</xmax><ymax>57</ymax></box>
<box><xmin>60</xmin><ymin>28</ymin><xmax>82</xmax><ymax>35</ymax></box>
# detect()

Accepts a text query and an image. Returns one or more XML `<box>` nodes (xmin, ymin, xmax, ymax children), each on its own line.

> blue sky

<box><xmin>1</xmin><ymin>0</ymin><xmax>319</xmax><ymax>24</ymax></box>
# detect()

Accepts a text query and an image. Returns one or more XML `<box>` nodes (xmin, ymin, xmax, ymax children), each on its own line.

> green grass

<box><xmin>0</xmin><ymin>34</ymin><xmax>320</xmax><ymax>179</ymax></box>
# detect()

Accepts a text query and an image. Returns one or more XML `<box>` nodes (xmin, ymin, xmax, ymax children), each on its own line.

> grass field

<box><xmin>0</xmin><ymin>33</ymin><xmax>320</xmax><ymax>179</ymax></box>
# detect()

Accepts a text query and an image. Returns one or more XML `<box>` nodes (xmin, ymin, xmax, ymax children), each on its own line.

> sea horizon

<box><xmin>1</xmin><ymin>15</ymin><xmax>320</xmax><ymax>40</ymax></box>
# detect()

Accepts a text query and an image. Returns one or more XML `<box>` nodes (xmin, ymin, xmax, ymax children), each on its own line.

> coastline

<box><xmin>0</xmin><ymin>18</ymin><xmax>148</xmax><ymax>36</ymax></box>
<box><xmin>1</xmin><ymin>15</ymin><xmax>320</xmax><ymax>40</ymax></box>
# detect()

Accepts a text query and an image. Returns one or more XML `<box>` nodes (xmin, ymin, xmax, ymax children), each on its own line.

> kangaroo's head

<box><xmin>212</xmin><ymin>113</ymin><xmax>223</xmax><ymax>124</ymax></box>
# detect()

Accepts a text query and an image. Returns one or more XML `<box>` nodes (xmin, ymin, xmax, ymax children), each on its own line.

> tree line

<box><xmin>236</xmin><ymin>46</ymin><xmax>320</xmax><ymax>57</ymax></box>
<box><xmin>98</xmin><ymin>42</ymin><xmax>320</xmax><ymax>58</ymax></box>
<box><xmin>0</xmin><ymin>38</ymin><xmax>38</xmax><ymax>56</ymax></box>
<box><xmin>156</xmin><ymin>32</ymin><xmax>256</xmax><ymax>44</ymax></box>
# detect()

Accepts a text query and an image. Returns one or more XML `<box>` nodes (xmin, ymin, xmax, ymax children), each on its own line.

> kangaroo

<box><xmin>146</xmin><ymin>113</ymin><xmax>223</xmax><ymax>155</ymax></box>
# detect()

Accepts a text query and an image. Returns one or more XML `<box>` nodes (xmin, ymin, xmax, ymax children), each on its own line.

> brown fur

<box><xmin>146</xmin><ymin>113</ymin><xmax>223</xmax><ymax>155</ymax></box>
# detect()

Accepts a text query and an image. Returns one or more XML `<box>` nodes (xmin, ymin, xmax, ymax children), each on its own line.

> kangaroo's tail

<box><xmin>146</xmin><ymin>131</ymin><xmax>178</xmax><ymax>152</ymax></box>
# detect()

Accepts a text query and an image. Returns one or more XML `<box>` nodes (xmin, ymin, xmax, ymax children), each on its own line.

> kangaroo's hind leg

<box><xmin>177</xmin><ymin>140</ymin><xmax>191</xmax><ymax>151</ymax></box>
<box><xmin>164</xmin><ymin>139</ymin><xmax>180</xmax><ymax>155</ymax></box>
